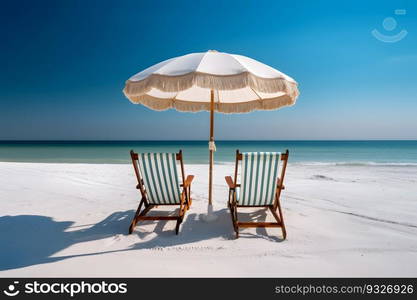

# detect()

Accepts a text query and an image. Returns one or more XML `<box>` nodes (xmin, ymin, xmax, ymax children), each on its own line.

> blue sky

<box><xmin>1</xmin><ymin>0</ymin><xmax>416</xmax><ymax>140</ymax></box>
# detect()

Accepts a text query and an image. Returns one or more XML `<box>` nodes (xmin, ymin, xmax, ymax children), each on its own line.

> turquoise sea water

<box><xmin>0</xmin><ymin>141</ymin><xmax>416</xmax><ymax>165</ymax></box>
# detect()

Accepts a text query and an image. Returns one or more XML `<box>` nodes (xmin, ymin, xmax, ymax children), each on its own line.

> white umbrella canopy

<box><xmin>123</xmin><ymin>50</ymin><xmax>299</xmax><ymax>113</ymax></box>
<box><xmin>123</xmin><ymin>50</ymin><xmax>299</xmax><ymax>218</ymax></box>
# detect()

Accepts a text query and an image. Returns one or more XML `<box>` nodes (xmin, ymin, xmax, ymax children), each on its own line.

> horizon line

<box><xmin>1</xmin><ymin>139</ymin><xmax>417</xmax><ymax>142</ymax></box>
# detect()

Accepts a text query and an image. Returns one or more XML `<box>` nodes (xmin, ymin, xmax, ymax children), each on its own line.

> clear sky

<box><xmin>1</xmin><ymin>0</ymin><xmax>416</xmax><ymax>140</ymax></box>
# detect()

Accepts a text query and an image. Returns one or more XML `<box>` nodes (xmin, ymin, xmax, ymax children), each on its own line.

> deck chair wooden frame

<box><xmin>225</xmin><ymin>150</ymin><xmax>289</xmax><ymax>239</ymax></box>
<box><xmin>129</xmin><ymin>150</ymin><xmax>194</xmax><ymax>235</ymax></box>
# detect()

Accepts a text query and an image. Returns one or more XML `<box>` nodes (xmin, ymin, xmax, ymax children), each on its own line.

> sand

<box><xmin>1</xmin><ymin>162</ymin><xmax>416</xmax><ymax>277</ymax></box>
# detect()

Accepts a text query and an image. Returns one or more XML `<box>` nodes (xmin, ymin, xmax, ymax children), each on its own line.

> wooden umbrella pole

<box><xmin>208</xmin><ymin>89</ymin><xmax>214</xmax><ymax>205</ymax></box>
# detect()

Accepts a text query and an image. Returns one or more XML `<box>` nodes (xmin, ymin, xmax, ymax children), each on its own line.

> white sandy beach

<box><xmin>0</xmin><ymin>162</ymin><xmax>416</xmax><ymax>277</ymax></box>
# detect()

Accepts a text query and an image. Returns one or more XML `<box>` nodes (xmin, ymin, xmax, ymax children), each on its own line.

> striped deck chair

<box><xmin>225</xmin><ymin>150</ymin><xmax>289</xmax><ymax>239</ymax></box>
<box><xmin>129</xmin><ymin>150</ymin><xmax>194</xmax><ymax>235</ymax></box>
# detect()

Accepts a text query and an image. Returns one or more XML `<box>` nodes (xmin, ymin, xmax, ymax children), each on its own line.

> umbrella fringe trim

<box><xmin>125</xmin><ymin>93</ymin><xmax>297</xmax><ymax>114</ymax></box>
<box><xmin>124</xmin><ymin>72</ymin><xmax>299</xmax><ymax>97</ymax></box>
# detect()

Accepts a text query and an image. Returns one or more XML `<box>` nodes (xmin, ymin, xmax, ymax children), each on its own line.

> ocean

<box><xmin>0</xmin><ymin>140</ymin><xmax>416</xmax><ymax>165</ymax></box>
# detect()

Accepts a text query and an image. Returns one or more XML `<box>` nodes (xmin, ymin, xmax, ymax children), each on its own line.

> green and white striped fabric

<box><xmin>238</xmin><ymin>152</ymin><xmax>281</xmax><ymax>206</ymax></box>
<box><xmin>137</xmin><ymin>153</ymin><xmax>181</xmax><ymax>204</ymax></box>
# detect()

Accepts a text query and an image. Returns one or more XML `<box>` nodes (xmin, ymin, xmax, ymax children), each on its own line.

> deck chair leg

<box><xmin>129</xmin><ymin>201</ymin><xmax>154</xmax><ymax>234</ymax></box>
<box><xmin>175</xmin><ymin>199</ymin><xmax>187</xmax><ymax>235</ymax></box>
<box><xmin>129</xmin><ymin>199</ymin><xmax>144</xmax><ymax>234</ymax></box>
<box><xmin>175</xmin><ymin>212</ymin><xmax>183</xmax><ymax>235</ymax></box>
<box><xmin>234</xmin><ymin>206</ymin><xmax>239</xmax><ymax>238</ymax></box>
<box><xmin>175</xmin><ymin>217</ymin><xmax>182</xmax><ymax>235</ymax></box>
<box><xmin>227</xmin><ymin>189</ymin><xmax>240</xmax><ymax>238</ymax></box>
<box><xmin>278</xmin><ymin>209</ymin><xmax>287</xmax><ymax>240</ymax></box>
<box><xmin>185</xmin><ymin>187</ymin><xmax>192</xmax><ymax>210</ymax></box>
<box><xmin>139</xmin><ymin>204</ymin><xmax>154</xmax><ymax>217</ymax></box>
<box><xmin>274</xmin><ymin>200</ymin><xmax>287</xmax><ymax>240</ymax></box>
<box><xmin>229</xmin><ymin>200</ymin><xmax>239</xmax><ymax>238</ymax></box>
<box><xmin>176</xmin><ymin>211</ymin><xmax>186</xmax><ymax>235</ymax></box>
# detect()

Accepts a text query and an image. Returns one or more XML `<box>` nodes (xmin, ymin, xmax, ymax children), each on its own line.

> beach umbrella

<box><xmin>123</xmin><ymin>50</ymin><xmax>299</xmax><ymax>220</ymax></box>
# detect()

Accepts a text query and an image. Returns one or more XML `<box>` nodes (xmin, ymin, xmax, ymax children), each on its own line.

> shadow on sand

<box><xmin>0</xmin><ymin>207</ymin><xmax>282</xmax><ymax>271</ymax></box>
<box><xmin>0</xmin><ymin>210</ymin><xmax>135</xmax><ymax>271</ymax></box>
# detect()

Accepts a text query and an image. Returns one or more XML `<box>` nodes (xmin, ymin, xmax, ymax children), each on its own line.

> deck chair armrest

<box><xmin>277</xmin><ymin>177</ymin><xmax>285</xmax><ymax>190</ymax></box>
<box><xmin>181</xmin><ymin>175</ymin><xmax>194</xmax><ymax>188</ymax></box>
<box><xmin>225</xmin><ymin>176</ymin><xmax>235</xmax><ymax>189</ymax></box>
